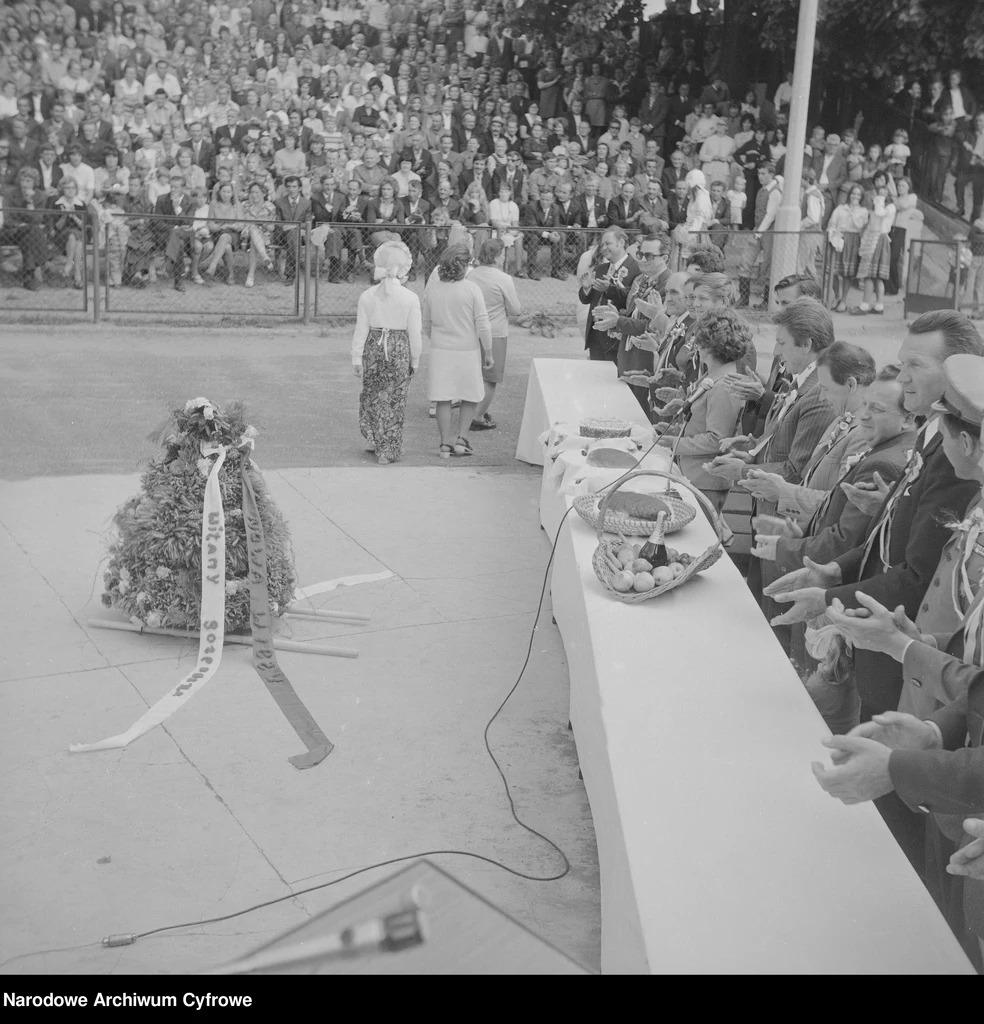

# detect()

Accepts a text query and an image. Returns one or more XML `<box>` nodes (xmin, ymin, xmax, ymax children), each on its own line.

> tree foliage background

<box><xmin>514</xmin><ymin>0</ymin><xmax>983</xmax><ymax>88</ymax></box>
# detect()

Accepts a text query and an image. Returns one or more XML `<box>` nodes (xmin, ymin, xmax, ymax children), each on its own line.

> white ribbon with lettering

<box><xmin>70</xmin><ymin>445</ymin><xmax>229</xmax><ymax>752</ymax></box>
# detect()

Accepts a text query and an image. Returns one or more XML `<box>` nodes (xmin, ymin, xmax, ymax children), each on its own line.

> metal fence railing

<box><xmin>0</xmin><ymin>210</ymin><xmax>832</xmax><ymax>325</ymax></box>
<box><xmin>0</xmin><ymin>204</ymin><xmax>90</xmax><ymax>313</ymax></box>
<box><xmin>96</xmin><ymin>211</ymin><xmax>307</xmax><ymax>319</ymax></box>
<box><xmin>904</xmin><ymin>239</ymin><xmax>964</xmax><ymax>318</ymax></box>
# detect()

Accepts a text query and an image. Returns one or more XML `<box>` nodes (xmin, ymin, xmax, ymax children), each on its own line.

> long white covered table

<box><xmin>515</xmin><ymin>358</ymin><xmax>650</xmax><ymax>466</ymax></box>
<box><xmin>522</xmin><ymin>358</ymin><xmax>973</xmax><ymax>974</ymax></box>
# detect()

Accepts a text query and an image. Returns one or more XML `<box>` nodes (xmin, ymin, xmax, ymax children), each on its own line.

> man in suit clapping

<box><xmin>577</xmin><ymin>227</ymin><xmax>640</xmax><ymax>363</ymax></box>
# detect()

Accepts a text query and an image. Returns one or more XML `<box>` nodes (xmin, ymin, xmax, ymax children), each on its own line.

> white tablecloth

<box><xmin>515</xmin><ymin>358</ymin><xmax>651</xmax><ymax>466</ymax></box>
<box><xmin>525</xmin><ymin>360</ymin><xmax>973</xmax><ymax>974</ymax></box>
<box><xmin>550</xmin><ymin>500</ymin><xmax>972</xmax><ymax>974</ymax></box>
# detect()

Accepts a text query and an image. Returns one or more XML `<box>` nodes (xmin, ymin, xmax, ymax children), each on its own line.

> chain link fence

<box><xmin>0</xmin><ymin>205</ymin><xmax>90</xmax><ymax>314</ymax></box>
<box><xmin>0</xmin><ymin>211</ymin><xmax>830</xmax><ymax>324</ymax></box>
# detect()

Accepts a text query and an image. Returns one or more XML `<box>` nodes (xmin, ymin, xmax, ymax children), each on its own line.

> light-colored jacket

<box><xmin>467</xmin><ymin>264</ymin><xmax>521</xmax><ymax>338</ymax></box>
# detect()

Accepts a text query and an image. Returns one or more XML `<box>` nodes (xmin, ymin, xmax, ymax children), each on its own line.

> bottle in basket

<box><xmin>638</xmin><ymin>510</ymin><xmax>669</xmax><ymax>567</ymax></box>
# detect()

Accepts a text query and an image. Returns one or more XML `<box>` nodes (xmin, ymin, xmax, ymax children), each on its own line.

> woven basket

<box><xmin>573</xmin><ymin>479</ymin><xmax>697</xmax><ymax>536</ymax></box>
<box><xmin>591</xmin><ymin>470</ymin><xmax>725</xmax><ymax>602</ymax></box>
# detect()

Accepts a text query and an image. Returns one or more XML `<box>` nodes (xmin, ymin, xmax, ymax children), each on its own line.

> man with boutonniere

<box><xmin>593</xmin><ymin>234</ymin><xmax>669</xmax><ymax>417</ymax></box>
<box><xmin>703</xmin><ymin>297</ymin><xmax>837</xmax><ymax>638</ymax></box>
<box><xmin>809</xmin><ymin>351</ymin><xmax>984</xmax><ymax>965</ymax></box>
<box><xmin>762</xmin><ymin>311</ymin><xmax>984</xmax><ymax>876</ymax></box>
<box><xmin>578</xmin><ymin>226</ymin><xmax>639</xmax><ymax>363</ymax></box>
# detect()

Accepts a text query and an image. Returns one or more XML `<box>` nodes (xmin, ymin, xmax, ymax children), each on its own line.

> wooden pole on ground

<box><xmin>87</xmin><ymin>618</ymin><xmax>359</xmax><ymax>659</ymax></box>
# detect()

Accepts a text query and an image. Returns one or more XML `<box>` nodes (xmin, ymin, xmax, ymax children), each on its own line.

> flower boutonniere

<box><xmin>902</xmin><ymin>450</ymin><xmax>924</xmax><ymax>496</ymax></box>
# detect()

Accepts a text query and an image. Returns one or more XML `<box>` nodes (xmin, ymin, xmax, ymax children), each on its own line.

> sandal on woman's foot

<box><xmin>378</xmin><ymin>455</ymin><xmax>393</xmax><ymax>465</ymax></box>
<box><xmin>453</xmin><ymin>436</ymin><xmax>474</xmax><ymax>456</ymax></box>
<box><xmin>439</xmin><ymin>444</ymin><xmax>454</xmax><ymax>459</ymax></box>
<box><xmin>835</xmin><ymin>301</ymin><xmax>847</xmax><ymax>313</ymax></box>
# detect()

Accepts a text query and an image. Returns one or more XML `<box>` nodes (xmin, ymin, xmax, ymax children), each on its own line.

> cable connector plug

<box><xmin>102</xmin><ymin>933</ymin><xmax>137</xmax><ymax>948</ymax></box>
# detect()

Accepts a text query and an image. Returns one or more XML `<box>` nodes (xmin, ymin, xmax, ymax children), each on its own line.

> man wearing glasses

<box><xmin>595</xmin><ymin>235</ymin><xmax>669</xmax><ymax>414</ymax></box>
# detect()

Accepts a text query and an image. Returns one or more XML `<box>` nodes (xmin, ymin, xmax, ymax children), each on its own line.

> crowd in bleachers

<box><xmin>2</xmin><ymin>0</ymin><xmax>971</xmax><ymax>301</ymax></box>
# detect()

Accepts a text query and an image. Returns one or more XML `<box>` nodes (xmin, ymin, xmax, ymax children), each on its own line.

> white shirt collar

<box><xmin>792</xmin><ymin>360</ymin><xmax>816</xmax><ymax>390</ymax></box>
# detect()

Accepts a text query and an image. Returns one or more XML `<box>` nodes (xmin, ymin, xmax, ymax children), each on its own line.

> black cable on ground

<box><xmin>3</xmin><ymin>431</ymin><xmax>665</xmax><ymax>970</ymax></box>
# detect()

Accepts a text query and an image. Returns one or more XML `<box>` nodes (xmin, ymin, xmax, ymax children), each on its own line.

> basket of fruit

<box><xmin>591</xmin><ymin>470</ymin><xmax>725</xmax><ymax>601</ymax></box>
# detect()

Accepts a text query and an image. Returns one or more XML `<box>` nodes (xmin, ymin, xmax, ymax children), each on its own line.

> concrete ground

<box><xmin>0</xmin><ymin>297</ymin><xmax>910</xmax><ymax>976</ymax></box>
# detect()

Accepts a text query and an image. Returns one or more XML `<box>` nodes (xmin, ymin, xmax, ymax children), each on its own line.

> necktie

<box><xmin>861</xmin><ymin>428</ymin><xmax>929</xmax><ymax>572</ymax></box>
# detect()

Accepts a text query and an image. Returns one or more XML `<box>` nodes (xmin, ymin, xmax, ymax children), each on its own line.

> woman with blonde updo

<box><xmin>352</xmin><ymin>240</ymin><xmax>423</xmax><ymax>465</ymax></box>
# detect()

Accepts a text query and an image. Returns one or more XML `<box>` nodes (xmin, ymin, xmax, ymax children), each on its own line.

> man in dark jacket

<box><xmin>0</xmin><ymin>166</ymin><xmax>49</xmax><ymax>290</ymax></box>
<box><xmin>273</xmin><ymin>175</ymin><xmax>313</xmax><ymax>283</ymax></box>
<box><xmin>578</xmin><ymin>226</ymin><xmax>640</xmax><ymax>362</ymax></box>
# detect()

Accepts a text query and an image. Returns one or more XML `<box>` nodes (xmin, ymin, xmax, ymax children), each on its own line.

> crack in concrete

<box><xmin>109</xmin><ymin>664</ymin><xmax>297</xmax><ymax>900</ymax></box>
<box><xmin>0</xmin><ymin>515</ymin><xmax>112</xmax><ymax>671</ymax></box>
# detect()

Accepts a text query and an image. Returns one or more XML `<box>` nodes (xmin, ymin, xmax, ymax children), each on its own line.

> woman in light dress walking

<box><xmin>352</xmin><ymin>241</ymin><xmax>422</xmax><ymax>465</ymax></box>
<box><xmin>467</xmin><ymin>238</ymin><xmax>522</xmax><ymax>431</ymax></box>
<box><xmin>422</xmin><ymin>244</ymin><xmax>494</xmax><ymax>458</ymax></box>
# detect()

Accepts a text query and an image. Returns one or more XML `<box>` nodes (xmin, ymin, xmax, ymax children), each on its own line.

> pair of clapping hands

<box><xmin>806</xmin><ymin>591</ymin><xmax>984</xmax><ymax>879</ymax></box>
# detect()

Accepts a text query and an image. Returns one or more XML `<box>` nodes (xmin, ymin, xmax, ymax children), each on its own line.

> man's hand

<box><xmin>841</xmin><ymin>471</ymin><xmax>892</xmax><ymax>516</ymax></box>
<box><xmin>750</xmin><ymin>533</ymin><xmax>779</xmax><ymax>560</ymax></box>
<box><xmin>652</xmin><ymin>386</ymin><xmax>685</xmax><ymax>405</ymax></box>
<box><xmin>811</xmin><ymin>736</ymin><xmax>895</xmax><ymax>804</ymax></box>
<box><xmin>654</xmin><ymin>367</ymin><xmax>686</xmax><ymax>388</ymax></box>
<box><xmin>620</xmin><ymin>371</ymin><xmax>657</xmax><ymax>388</ymax></box>
<box><xmin>591</xmin><ymin>276</ymin><xmax>610</xmax><ymax>291</ymax></box>
<box><xmin>703</xmin><ymin>455</ymin><xmax>751</xmax><ymax>481</ymax></box>
<box><xmin>829</xmin><ymin>711</ymin><xmax>939</xmax><ymax>766</ymax></box>
<box><xmin>947</xmin><ymin>820</ymin><xmax>984</xmax><ymax>880</ymax></box>
<box><xmin>722</xmin><ymin>371</ymin><xmax>766</xmax><ymax>401</ymax></box>
<box><xmin>824</xmin><ymin>592</ymin><xmax>924</xmax><ymax>661</ymax></box>
<box><xmin>738</xmin><ymin>469</ymin><xmax>785</xmax><ymax>501</ymax></box>
<box><xmin>770</xmin><ymin>586</ymin><xmax>829</xmax><ymax>625</ymax></box>
<box><xmin>719</xmin><ymin>434</ymin><xmax>754</xmax><ymax>453</ymax></box>
<box><xmin>764</xmin><ymin>557</ymin><xmax>842</xmax><ymax>597</ymax></box>
<box><xmin>629</xmin><ymin>331</ymin><xmax>662</xmax><ymax>353</ymax></box>
<box><xmin>634</xmin><ymin>296</ymin><xmax>662</xmax><ymax>320</ymax></box>
<box><xmin>591</xmin><ymin>303</ymin><xmax>619</xmax><ymax>330</ymax></box>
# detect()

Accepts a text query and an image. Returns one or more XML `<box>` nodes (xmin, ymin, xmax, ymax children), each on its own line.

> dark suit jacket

<box><xmin>809</xmin><ymin>151</ymin><xmax>848</xmax><ymax>201</ymax></box>
<box><xmin>554</xmin><ymin>199</ymin><xmax>584</xmax><ymax>228</ymax></box>
<box><xmin>607</xmin><ymin>195</ymin><xmax>644</xmax><ymax>229</ymax></box>
<box><xmin>577</xmin><ymin>255</ymin><xmax>641</xmax><ymax>357</ymax></box>
<box><xmin>774</xmin><ymin>430</ymin><xmax>916</xmax><ymax>576</ymax></box>
<box><xmin>661</xmin><ymin>165</ymin><xmax>688</xmax><ymax>197</ymax></box>
<box><xmin>366</xmin><ymin>198</ymin><xmax>406</xmax><ymax>224</ymax></box>
<box><xmin>891</xmin><ymin>641</ymin><xmax>984</xmax><ymax>938</ymax></box>
<box><xmin>401</xmin><ymin>148</ymin><xmax>435</xmax><ymax>181</ymax></box>
<box><xmin>521</xmin><ymin>201</ymin><xmax>559</xmax><ymax>230</ymax></box>
<box><xmin>35</xmin><ymin>160</ymin><xmax>64</xmax><ymax>192</ymax></box>
<box><xmin>666</xmin><ymin>192</ymin><xmax>688</xmax><ymax>230</ymax></box>
<box><xmin>273</xmin><ymin>196</ymin><xmax>313</xmax><ymax>223</ymax></box>
<box><xmin>490</xmin><ymin>167</ymin><xmax>527</xmax><ymax>204</ymax></box>
<box><xmin>332</xmin><ymin>194</ymin><xmax>371</xmax><ymax>223</ymax></box>
<box><xmin>747</xmin><ymin>372</ymin><xmax>836</xmax><ymax>515</ymax></box>
<box><xmin>187</xmin><ymin>141</ymin><xmax>216</xmax><ymax>173</ymax></box>
<box><xmin>825</xmin><ymin>432</ymin><xmax>981</xmax><ymax>713</ymax></box>
<box><xmin>571</xmin><ymin>194</ymin><xmax>608</xmax><ymax>229</ymax></box>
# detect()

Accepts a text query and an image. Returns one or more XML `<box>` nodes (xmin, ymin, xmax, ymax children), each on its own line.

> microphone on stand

<box><xmin>202</xmin><ymin>887</ymin><xmax>428</xmax><ymax>975</ymax></box>
<box><xmin>663</xmin><ymin>375</ymin><xmax>715</xmax><ymax>469</ymax></box>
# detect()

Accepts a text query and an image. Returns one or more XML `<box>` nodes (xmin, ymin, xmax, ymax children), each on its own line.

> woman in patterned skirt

<box><xmin>352</xmin><ymin>241</ymin><xmax>423</xmax><ymax>465</ymax></box>
<box><xmin>850</xmin><ymin>172</ymin><xmax>896</xmax><ymax>316</ymax></box>
<box><xmin>826</xmin><ymin>185</ymin><xmax>869</xmax><ymax>312</ymax></box>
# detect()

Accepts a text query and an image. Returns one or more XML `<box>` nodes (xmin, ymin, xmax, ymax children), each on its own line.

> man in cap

<box><xmin>765</xmin><ymin>311</ymin><xmax>984</xmax><ymax>871</ymax></box>
<box><xmin>812</xmin><ymin>354</ymin><xmax>984</xmax><ymax>969</ymax></box>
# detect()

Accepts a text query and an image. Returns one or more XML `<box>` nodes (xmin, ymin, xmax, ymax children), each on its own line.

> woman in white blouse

<box><xmin>352</xmin><ymin>240</ymin><xmax>423</xmax><ymax>465</ymax></box>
